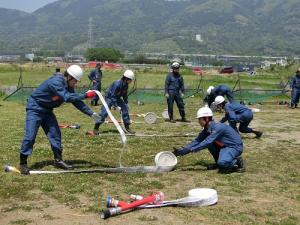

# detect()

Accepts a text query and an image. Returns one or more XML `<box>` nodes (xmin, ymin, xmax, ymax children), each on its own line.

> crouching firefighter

<box><xmin>172</xmin><ymin>106</ymin><xmax>246</xmax><ymax>173</ymax></box>
<box><xmin>92</xmin><ymin>70</ymin><xmax>135</xmax><ymax>135</ymax></box>
<box><xmin>204</xmin><ymin>84</ymin><xmax>234</xmax><ymax>108</ymax></box>
<box><xmin>214</xmin><ymin>96</ymin><xmax>263</xmax><ymax>138</ymax></box>
<box><xmin>19</xmin><ymin>65</ymin><xmax>102</xmax><ymax>174</ymax></box>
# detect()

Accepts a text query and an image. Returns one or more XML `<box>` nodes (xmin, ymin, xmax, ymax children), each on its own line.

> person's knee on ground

<box><xmin>217</xmin><ymin>157</ymin><xmax>245</xmax><ymax>173</ymax></box>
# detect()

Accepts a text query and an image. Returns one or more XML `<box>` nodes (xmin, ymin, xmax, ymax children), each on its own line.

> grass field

<box><xmin>0</xmin><ymin>63</ymin><xmax>299</xmax><ymax>225</ymax></box>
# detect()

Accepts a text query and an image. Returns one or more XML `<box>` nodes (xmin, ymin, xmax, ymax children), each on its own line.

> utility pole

<box><xmin>87</xmin><ymin>17</ymin><xmax>93</xmax><ymax>49</ymax></box>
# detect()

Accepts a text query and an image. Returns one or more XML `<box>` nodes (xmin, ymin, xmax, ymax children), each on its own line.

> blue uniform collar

<box><xmin>206</xmin><ymin>121</ymin><xmax>215</xmax><ymax>133</ymax></box>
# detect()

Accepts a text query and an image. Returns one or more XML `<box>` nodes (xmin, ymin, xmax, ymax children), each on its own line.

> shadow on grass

<box><xmin>176</xmin><ymin>160</ymin><xmax>210</xmax><ymax>171</ymax></box>
<box><xmin>29</xmin><ymin>159</ymin><xmax>115</xmax><ymax>170</ymax></box>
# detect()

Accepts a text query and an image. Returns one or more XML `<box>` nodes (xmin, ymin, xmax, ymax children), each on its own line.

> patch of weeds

<box><xmin>41</xmin><ymin>183</ymin><xmax>55</xmax><ymax>193</ymax></box>
<box><xmin>42</xmin><ymin>214</ymin><xmax>57</xmax><ymax>220</ymax></box>
<box><xmin>138</xmin><ymin>215</ymin><xmax>158</xmax><ymax>222</ymax></box>
<box><xmin>10</xmin><ymin>219</ymin><xmax>33</xmax><ymax>225</ymax></box>
<box><xmin>2</xmin><ymin>204</ymin><xmax>39</xmax><ymax>213</ymax></box>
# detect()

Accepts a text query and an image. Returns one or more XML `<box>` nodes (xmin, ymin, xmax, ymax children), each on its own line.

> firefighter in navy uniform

<box><xmin>290</xmin><ymin>68</ymin><xmax>300</xmax><ymax>108</ymax></box>
<box><xmin>204</xmin><ymin>85</ymin><xmax>234</xmax><ymax>107</ymax></box>
<box><xmin>164</xmin><ymin>62</ymin><xmax>190</xmax><ymax>123</ymax></box>
<box><xmin>172</xmin><ymin>106</ymin><xmax>245</xmax><ymax>173</ymax></box>
<box><xmin>19</xmin><ymin>65</ymin><xmax>101</xmax><ymax>174</ymax></box>
<box><xmin>214</xmin><ymin>96</ymin><xmax>263</xmax><ymax>138</ymax></box>
<box><xmin>88</xmin><ymin>63</ymin><xmax>103</xmax><ymax>106</ymax></box>
<box><xmin>91</xmin><ymin>70</ymin><xmax>135</xmax><ymax>135</ymax></box>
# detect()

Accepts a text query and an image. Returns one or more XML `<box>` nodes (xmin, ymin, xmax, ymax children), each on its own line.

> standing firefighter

<box><xmin>172</xmin><ymin>106</ymin><xmax>245</xmax><ymax>173</ymax></box>
<box><xmin>164</xmin><ymin>62</ymin><xmax>190</xmax><ymax>123</ymax></box>
<box><xmin>214</xmin><ymin>96</ymin><xmax>263</xmax><ymax>138</ymax></box>
<box><xmin>88</xmin><ymin>63</ymin><xmax>103</xmax><ymax>106</ymax></box>
<box><xmin>91</xmin><ymin>70</ymin><xmax>135</xmax><ymax>134</ymax></box>
<box><xmin>290</xmin><ymin>68</ymin><xmax>300</xmax><ymax>108</ymax></box>
<box><xmin>204</xmin><ymin>85</ymin><xmax>234</xmax><ymax>107</ymax></box>
<box><xmin>19</xmin><ymin>65</ymin><xmax>101</xmax><ymax>174</ymax></box>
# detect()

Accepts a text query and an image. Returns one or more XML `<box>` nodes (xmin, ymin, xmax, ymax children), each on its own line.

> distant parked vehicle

<box><xmin>219</xmin><ymin>66</ymin><xmax>234</xmax><ymax>74</ymax></box>
<box><xmin>192</xmin><ymin>67</ymin><xmax>203</xmax><ymax>75</ymax></box>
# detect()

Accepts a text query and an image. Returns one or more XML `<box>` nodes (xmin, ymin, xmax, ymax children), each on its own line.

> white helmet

<box><xmin>171</xmin><ymin>62</ymin><xmax>180</xmax><ymax>69</ymax></box>
<box><xmin>67</xmin><ymin>65</ymin><xmax>83</xmax><ymax>81</ymax></box>
<box><xmin>214</xmin><ymin>96</ymin><xmax>225</xmax><ymax>105</ymax></box>
<box><xmin>207</xmin><ymin>86</ymin><xmax>214</xmax><ymax>95</ymax></box>
<box><xmin>196</xmin><ymin>107</ymin><xmax>213</xmax><ymax>118</ymax></box>
<box><xmin>123</xmin><ymin>70</ymin><xmax>135</xmax><ymax>80</ymax></box>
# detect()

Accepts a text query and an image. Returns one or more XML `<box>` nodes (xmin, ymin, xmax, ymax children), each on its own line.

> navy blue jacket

<box><xmin>165</xmin><ymin>72</ymin><xmax>185</xmax><ymax>94</ymax></box>
<box><xmin>220</xmin><ymin>103</ymin><xmax>252</xmax><ymax>123</ymax></box>
<box><xmin>178</xmin><ymin>121</ymin><xmax>243</xmax><ymax>155</ymax></box>
<box><xmin>88</xmin><ymin>69</ymin><xmax>102</xmax><ymax>82</ymax></box>
<box><xmin>105</xmin><ymin>79</ymin><xmax>129</xmax><ymax>106</ymax></box>
<box><xmin>27</xmin><ymin>73</ymin><xmax>93</xmax><ymax>116</ymax></box>
<box><xmin>204</xmin><ymin>85</ymin><xmax>233</xmax><ymax>106</ymax></box>
<box><xmin>290</xmin><ymin>75</ymin><xmax>300</xmax><ymax>90</ymax></box>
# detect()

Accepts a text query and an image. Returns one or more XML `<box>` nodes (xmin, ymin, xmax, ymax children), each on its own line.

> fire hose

<box><xmin>4</xmin><ymin>151</ymin><xmax>177</xmax><ymax>175</ymax></box>
<box><xmin>102</xmin><ymin>188</ymin><xmax>218</xmax><ymax>219</ymax></box>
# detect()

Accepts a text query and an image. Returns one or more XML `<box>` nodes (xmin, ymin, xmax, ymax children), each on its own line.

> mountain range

<box><xmin>0</xmin><ymin>0</ymin><xmax>299</xmax><ymax>56</ymax></box>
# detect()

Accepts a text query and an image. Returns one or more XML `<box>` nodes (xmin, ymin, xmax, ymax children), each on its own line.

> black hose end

<box><xmin>100</xmin><ymin>209</ymin><xmax>111</xmax><ymax>219</ymax></box>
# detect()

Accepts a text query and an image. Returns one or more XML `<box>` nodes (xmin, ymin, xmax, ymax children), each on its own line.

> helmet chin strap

<box><xmin>66</xmin><ymin>75</ymin><xmax>73</xmax><ymax>88</ymax></box>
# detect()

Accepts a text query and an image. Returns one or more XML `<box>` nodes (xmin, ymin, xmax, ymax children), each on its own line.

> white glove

<box><xmin>165</xmin><ymin>93</ymin><xmax>169</xmax><ymax>98</ymax></box>
<box><xmin>181</xmin><ymin>93</ymin><xmax>184</xmax><ymax>97</ymax></box>
<box><xmin>91</xmin><ymin>112</ymin><xmax>102</xmax><ymax>123</ymax></box>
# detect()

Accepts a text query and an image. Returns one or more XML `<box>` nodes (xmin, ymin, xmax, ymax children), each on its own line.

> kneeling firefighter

<box><xmin>172</xmin><ymin>106</ymin><xmax>246</xmax><ymax>173</ymax></box>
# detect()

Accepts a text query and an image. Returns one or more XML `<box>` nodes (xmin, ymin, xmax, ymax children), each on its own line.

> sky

<box><xmin>0</xmin><ymin>0</ymin><xmax>58</xmax><ymax>13</ymax></box>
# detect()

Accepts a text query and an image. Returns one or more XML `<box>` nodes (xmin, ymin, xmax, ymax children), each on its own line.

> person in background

<box><xmin>204</xmin><ymin>85</ymin><xmax>234</xmax><ymax>107</ymax></box>
<box><xmin>290</xmin><ymin>68</ymin><xmax>300</xmax><ymax>108</ymax></box>
<box><xmin>19</xmin><ymin>65</ymin><xmax>101</xmax><ymax>174</ymax></box>
<box><xmin>91</xmin><ymin>70</ymin><xmax>135</xmax><ymax>135</ymax></box>
<box><xmin>164</xmin><ymin>62</ymin><xmax>190</xmax><ymax>123</ymax></box>
<box><xmin>172</xmin><ymin>106</ymin><xmax>245</xmax><ymax>173</ymax></box>
<box><xmin>88</xmin><ymin>63</ymin><xmax>103</xmax><ymax>106</ymax></box>
<box><xmin>214</xmin><ymin>96</ymin><xmax>263</xmax><ymax>138</ymax></box>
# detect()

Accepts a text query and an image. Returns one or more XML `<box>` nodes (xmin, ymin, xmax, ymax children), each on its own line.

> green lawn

<box><xmin>0</xmin><ymin>64</ymin><xmax>299</xmax><ymax>224</ymax></box>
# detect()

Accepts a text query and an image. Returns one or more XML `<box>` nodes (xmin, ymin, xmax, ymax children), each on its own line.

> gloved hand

<box><xmin>172</xmin><ymin>147</ymin><xmax>182</xmax><ymax>157</ymax></box>
<box><xmin>91</xmin><ymin>112</ymin><xmax>102</xmax><ymax>123</ymax></box>
<box><xmin>165</xmin><ymin>93</ymin><xmax>169</xmax><ymax>98</ymax></box>
<box><xmin>180</xmin><ymin>93</ymin><xmax>184</xmax><ymax>97</ymax></box>
<box><xmin>85</xmin><ymin>90</ymin><xmax>97</xmax><ymax>99</ymax></box>
<box><xmin>172</xmin><ymin>147</ymin><xmax>191</xmax><ymax>156</ymax></box>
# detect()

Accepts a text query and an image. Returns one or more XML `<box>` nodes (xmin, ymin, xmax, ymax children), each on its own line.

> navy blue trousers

<box><xmin>20</xmin><ymin>110</ymin><xmax>61</xmax><ymax>156</ymax></box>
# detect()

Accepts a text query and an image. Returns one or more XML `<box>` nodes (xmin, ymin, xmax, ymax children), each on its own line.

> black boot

<box><xmin>218</xmin><ymin>165</ymin><xmax>239</xmax><ymax>174</ymax></box>
<box><xmin>165</xmin><ymin>115</ymin><xmax>176</xmax><ymax>123</ymax></box>
<box><xmin>19</xmin><ymin>154</ymin><xmax>30</xmax><ymax>175</ymax></box>
<box><xmin>53</xmin><ymin>151</ymin><xmax>73</xmax><ymax>170</ymax></box>
<box><xmin>124</xmin><ymin>124</ymin><xmax>135</xmax><ymax>134</ymax></box>
<box><xmin>253</xmin><ymin>130</ymin><xmax>263</xmax><ymax>138</ymax></box>
<box><xmin>236</xmin><ymin>156</ymin><xmax>246</xmax><ymax>173</ymax></box>
<box><xmin>206</xmin><ymin>163</ymin><xmax>218</xmax><ymax>170</ymax></box>
<box><xmin>181</xmin><ymin>117</ymin><xmax>191</xmax><ymax>123</ymax></box>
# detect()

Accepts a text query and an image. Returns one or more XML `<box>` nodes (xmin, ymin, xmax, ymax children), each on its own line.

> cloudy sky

<box><xmin>0</xmin><ymin>0</ymin><xmax>58</xmax><ymax>13</ymax></box>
